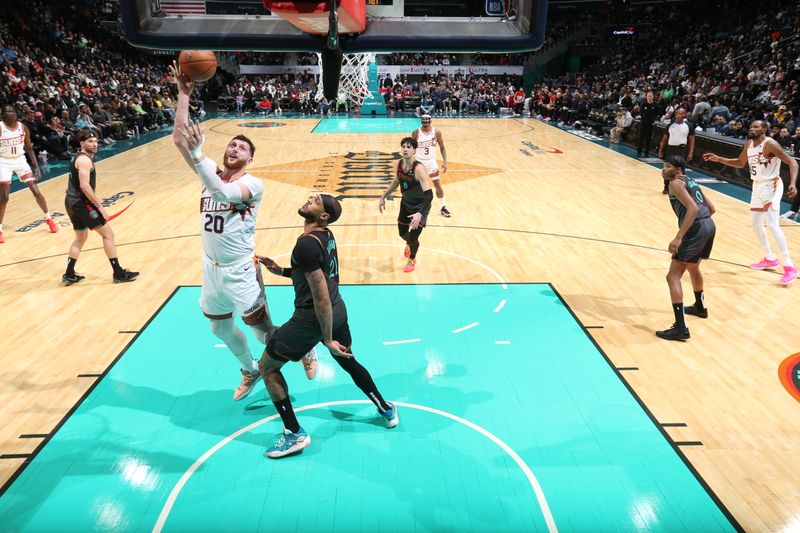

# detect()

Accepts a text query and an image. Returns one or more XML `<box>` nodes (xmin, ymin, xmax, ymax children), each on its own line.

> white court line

<box><xmin>383</xmin><ymin>338</ymin><xmax>422</xmax><ymax>345</ymax></box>
<box><xmin>494</xmin><ymin>299</ymin><xmax>507</xmax><ymax>313</ymax></box>
<box><xmin>452</xmin><ymin>322</ymin><xmax>479</xmax><ymax>334</ymax></box>
<box><xmin>152</xmin><ymin>400</ymin><xmax>558</xmax><ymax>533</ymax></box>
<box><xmin>495</xmin><ymin>341</ymin><xmax>512</xmax><ymax>345</ymax></box>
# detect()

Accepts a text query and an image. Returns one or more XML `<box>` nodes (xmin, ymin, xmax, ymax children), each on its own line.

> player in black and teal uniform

<box><xmin>657</xmin><ymin>155</ymin><xmax>717</xmax><ymax>341</ymax></box>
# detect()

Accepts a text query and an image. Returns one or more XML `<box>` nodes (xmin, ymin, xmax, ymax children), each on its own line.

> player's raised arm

<box><xmin>169</xmin><ymin>61</ymin><xmax>198</xmax><ymax>170</ymax></box>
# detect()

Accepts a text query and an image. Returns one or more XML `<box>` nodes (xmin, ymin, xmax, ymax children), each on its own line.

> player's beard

<box><xmin>223</xmin><ymin>155</ymin><xmax>247</xmax><ymax>170</ymax></box>
<box><xmin>298</xmin><ymin>207</ymin><xmax>317</xmax><ymax>223</ymax></box>
<box><xmin>746</xmin><ymin>131</ymin><xmax>759</xmax><ymax>139</ymax></box>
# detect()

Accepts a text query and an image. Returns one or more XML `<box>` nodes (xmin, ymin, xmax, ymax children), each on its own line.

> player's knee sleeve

<box><xmin>750</xmin><ymin>211</ymin><xmax>765</xmax><ymax>231</ymax></box>
<box><xmin>765</xmin><ymin>210</ymin><xmax>781</xmax><ymax>231</ymax></box>
<box><xmin>210</xmin><ymin>318</ymin><xmax>235</xmax><ymax>339</ymax></box>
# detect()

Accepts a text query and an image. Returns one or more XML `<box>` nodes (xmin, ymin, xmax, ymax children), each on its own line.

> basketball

<box><xmin>178</xmin><ymin>50</ymin><xmax>217</xmax><ymax>82</ymax></box>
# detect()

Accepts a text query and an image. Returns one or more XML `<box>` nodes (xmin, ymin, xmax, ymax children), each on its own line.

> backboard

<box><xmin>119</xmin><ymin>0</ymin><xmax>547</xmax><ymax>53</ymax></box>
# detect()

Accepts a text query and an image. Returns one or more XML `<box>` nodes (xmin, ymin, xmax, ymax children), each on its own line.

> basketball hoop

<box><xmin>316</xmin><ymin>51</ymin><xmax>376</xmax><ymax>107</ymax></box>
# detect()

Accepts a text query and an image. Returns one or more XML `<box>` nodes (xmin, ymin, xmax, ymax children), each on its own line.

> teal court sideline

<box><xmin>0</xmin><ymin>284</ymin><xmax>736</xmax><ymax>532</ymax></box>
<box><xmin>311</xmin><ymin>116</ymin><xmax>425</xmax><ymax>134</ymax></box>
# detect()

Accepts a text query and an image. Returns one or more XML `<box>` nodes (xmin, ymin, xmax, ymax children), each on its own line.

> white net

<box><xmin>316</xmin><ymin>52</ymin><xmax>376</xmax><ymax>107</ymax></box>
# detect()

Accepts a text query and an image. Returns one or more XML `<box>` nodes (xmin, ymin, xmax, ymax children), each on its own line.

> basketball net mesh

<box><xmin>316</xmin><ymin>52</ymin><xmax>376</xmax><ymax>106</ymax></box>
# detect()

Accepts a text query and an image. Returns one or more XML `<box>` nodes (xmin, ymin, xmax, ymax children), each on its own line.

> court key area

<box><xmin>0</xmin><ymin>283</ymin><xmax>734</xmax><ymax>532</ymax></box>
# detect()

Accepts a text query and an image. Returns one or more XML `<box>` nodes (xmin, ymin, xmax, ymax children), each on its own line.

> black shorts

<box><xmin>674</xmin><ymin>217</ymin><xmax>715</xmax><ymax>263</ymax></box>
<box><xmin>398</xmin><ymin>202</ymin><xmax>428</xmax><ymax>227</ymax></box>
<box><xmin>65</xmin><ymin>199</ymin><xmax>106</xmax><ymax>231</ymax></box>
<box><xmin>267</xmin><ymin>301</ymin><xmax>351</xmax><ymax>362</ymax></box>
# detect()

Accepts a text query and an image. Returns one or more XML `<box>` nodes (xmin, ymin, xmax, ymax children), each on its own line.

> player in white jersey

<box><xmin>170</xmin><ymin>63</ymin><xmax>317</xmax><ymax>402</ymax></box>
<box><xmin>703</xmin><ymin>120</ymin><xmax>799</xmax><ymax>285</ymax></box>
<box><xmin>0</xmin><ymin>105</ymin><xmax>58</xmax><ymax>243</ymax></box>
<box><xmin>411</xmin><ymin>115</ymin><xmax>450</xmax><ymax>217</ymax></box>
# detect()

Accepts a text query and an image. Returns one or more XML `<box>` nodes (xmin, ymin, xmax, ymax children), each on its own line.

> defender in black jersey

<box><xmin>378</xmin><ymin>137</ymin><xmax>434</xmax><ymax>272</ymax></box>
<box><xmin>61</xmin><ymin>129</ymin><xmax>138</xmax><ymax>286</ymax></box>
<box><xmin>656</xmin><ymin>156</ymin><xmax>716</xmax><ymax>341</ymax></box>
<box><xmin>256</xmin><ymin>193</ymin><xmax>398</xmax><ymax>458</ymax></box>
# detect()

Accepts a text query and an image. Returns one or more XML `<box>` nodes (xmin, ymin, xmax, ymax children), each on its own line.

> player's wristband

<box><xmin>188</xmin><ymin>145</ymin><xmax>203</xmax><ymax>160</ymax></box>
<box><xmin>281</xmin><ymin>267</ymin><xmax>292</xmax><ymax>278</ymax></box>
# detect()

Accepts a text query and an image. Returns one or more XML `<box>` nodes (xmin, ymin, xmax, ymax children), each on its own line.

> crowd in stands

<box><xmin>525</xmin><ymin>0</ymin><xmax>800</xmax><ymax>157</ymax></box>
<box><xmin>4</xmin><ymin>0</ymin><xmax>799</xmax><ymax>163</ymax></box>
<box><xmin>0</xmin><ymin>0</ymin><xmax>194</xmax><ymax>161</ymax></box>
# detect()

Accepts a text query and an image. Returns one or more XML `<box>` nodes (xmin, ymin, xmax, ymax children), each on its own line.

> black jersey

<box><xmin>65</xmin><ymin>153</ymin><xmax>96</xmax><ymax>205</ymax></box>
<box><xmin>397</xmin><ymin>160</ymin><xmax>430</xmax><ymax>216</ymax></box>
<box><xmin>290</xmin><ymin>228</ymin><xmax>342</xmax><ymax>310</ymax></box>
<box><xmin>669</xmin><ymin>176</ymin><xmax>711</xmax><ymax>227</ymax></box>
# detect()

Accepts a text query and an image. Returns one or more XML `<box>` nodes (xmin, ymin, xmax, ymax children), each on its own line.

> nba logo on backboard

<box><xmin>485</xmin><ymin>0</ymin><xmax>504</xmax><ymax>16</ymax></box>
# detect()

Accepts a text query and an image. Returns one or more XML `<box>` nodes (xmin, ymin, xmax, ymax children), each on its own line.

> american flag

<box><xmin>160</xmin><ymin>0</ymin><xmax>207</xmax><ymax>15</ymax></box>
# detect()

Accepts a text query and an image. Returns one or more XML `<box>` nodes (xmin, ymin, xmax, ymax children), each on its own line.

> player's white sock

<box><xmin>0</xmin><ymin>224</ymin><xmax>3</xmax><ymax>231</ymax></box>
<box><xmin>766</xmin><ymin>210</ymin><xmax>794</xmax><ymax>267</ymax></box>
<box><xmin>44</xmin><ymin>212</ymin><xmax>52</xmax><ymax>219</ymax></box>
<box><xmin>751</xmin><ymin>212</ymin><xmax>775</xmax><ymax>259</ymax></box>
<box><xmin>439</xmin><ymin>198</ymin><xmax>447</xmax><ymax>209</ymax></box>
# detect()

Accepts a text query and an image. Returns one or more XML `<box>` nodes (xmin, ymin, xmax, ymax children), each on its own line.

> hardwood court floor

<box><xmin>0</xmin><ymin>117</ymin><xmax>798</xmax><ymax>532</ymax></box>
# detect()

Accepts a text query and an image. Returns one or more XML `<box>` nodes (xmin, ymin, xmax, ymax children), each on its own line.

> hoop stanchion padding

<box><xmin>264</xmin><ymin>0</ymin><xmax>366</xmax><ymax>35</ymax></box>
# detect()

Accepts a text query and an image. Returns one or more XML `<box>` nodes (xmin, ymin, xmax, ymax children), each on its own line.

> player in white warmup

<box><xmin>170</xmin><ymin>63</ymin><xmax>317</xmax><ymax>401</ymax></box>
<box><xmin>0</xmin><ymin>105</ymin><xmax>58</xmax><ymax>243</ymax></box>
<box><xmin>704</xmin><ymin>119</ymin><xmax>799</xmax><ymax>285</ymax></box>
<box><xmin>411</xmin><ymin>114</ymin><xmax>450</xmax><ymax>217</ymax></box>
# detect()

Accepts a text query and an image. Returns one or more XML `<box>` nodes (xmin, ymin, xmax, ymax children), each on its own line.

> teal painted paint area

<box><xmin>0</xmin><ymin>285</ymin><xmax>735</xmax><ymax>532</ymax></box>
<box><xmin>312</xmin><ymin>117</ymin><xmax>423</xmax><ymax>134</ymax></box>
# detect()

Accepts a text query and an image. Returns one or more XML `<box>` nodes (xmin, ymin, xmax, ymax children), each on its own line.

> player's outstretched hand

<box><xmin>702</xmin><ymin>152</ymin><xmax>718</xmax><ymax>162</ymax></box>
<box><xmin>168</xmin><ymin>61</ymin><xmax>195</xmax><ymax>96</ymax></box>
<box><xmin>378</xmin><ymin>196</ymin><xmax>386</xmax><ymax>213</ymax></box>
<box><xmin>257</xmin><ymin>255</ymin><xmax>283</xmax><ymax>275</ymax></box>
<box><xmin>324</xmin><ymin>339</ymin><xmax>351</xmax><ymax>357</ymax></box>
<box><xmin>179</xmin><ymin>120</ymin><xmax>205</xmax><ymax>157</ymax></box>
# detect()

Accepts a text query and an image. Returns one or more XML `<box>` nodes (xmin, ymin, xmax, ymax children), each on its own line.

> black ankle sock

<box><xmin>109</xmin><ymin>258</ymin><xmax>124</xmax><ymax>275</ymax></box>
<box><xmin>672</xmin><ymin>303</ymin><xmax>686</xmax><ymax>328</ymax></box>
<box><xmin>66</xmin><ymin>258</ymin><xmax>77</xmax><ymax>276</ymax></box>
<box><xmin>693</xmin><ymin>291</ymin><xmax>705</xmax><ymax>310</ymax></box>
<box><xmin>273</xmin><ymin>397</ymin><xmax>300</xmax><ymax>433</ymax></box>
<box><xmin>333</xmin><ymin>355</ymin><xmax>390</xmax><ymax>412</ymax></box>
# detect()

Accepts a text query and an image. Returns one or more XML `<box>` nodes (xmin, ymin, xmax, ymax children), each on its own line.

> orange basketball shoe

<box><xmin>46</xmin><ymin>218</ymin><xmax>58</xmax><ymax>233</ymax></box>
<box><xmin>234</xmin><ymin>369</ymin><xmax>260</xmax><ymax>401</ymax></box>
<box><xmin>403</xmin><ymin>258</ymin><xmax>416</xmax><ymax>273</ymax></box>
<box><xmin>404</xmin><ymin>244</ymin><xmax>410</xmax><ymax>258</ymax></box>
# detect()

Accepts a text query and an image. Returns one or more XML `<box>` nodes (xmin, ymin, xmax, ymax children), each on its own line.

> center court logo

<box><xmin>248</xmin><ymin>152</ymin><xmax>500</xmax><ymax>200</ymax></box>
<box><xmin>238</xmin><ymin>122</ymin><xmax>286</xmax><ymax>128</ymax></box>
<box><xmin>778</xmin><ymin>353</ymin><xmax>800</xmax><ymax>402</ymax></box>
